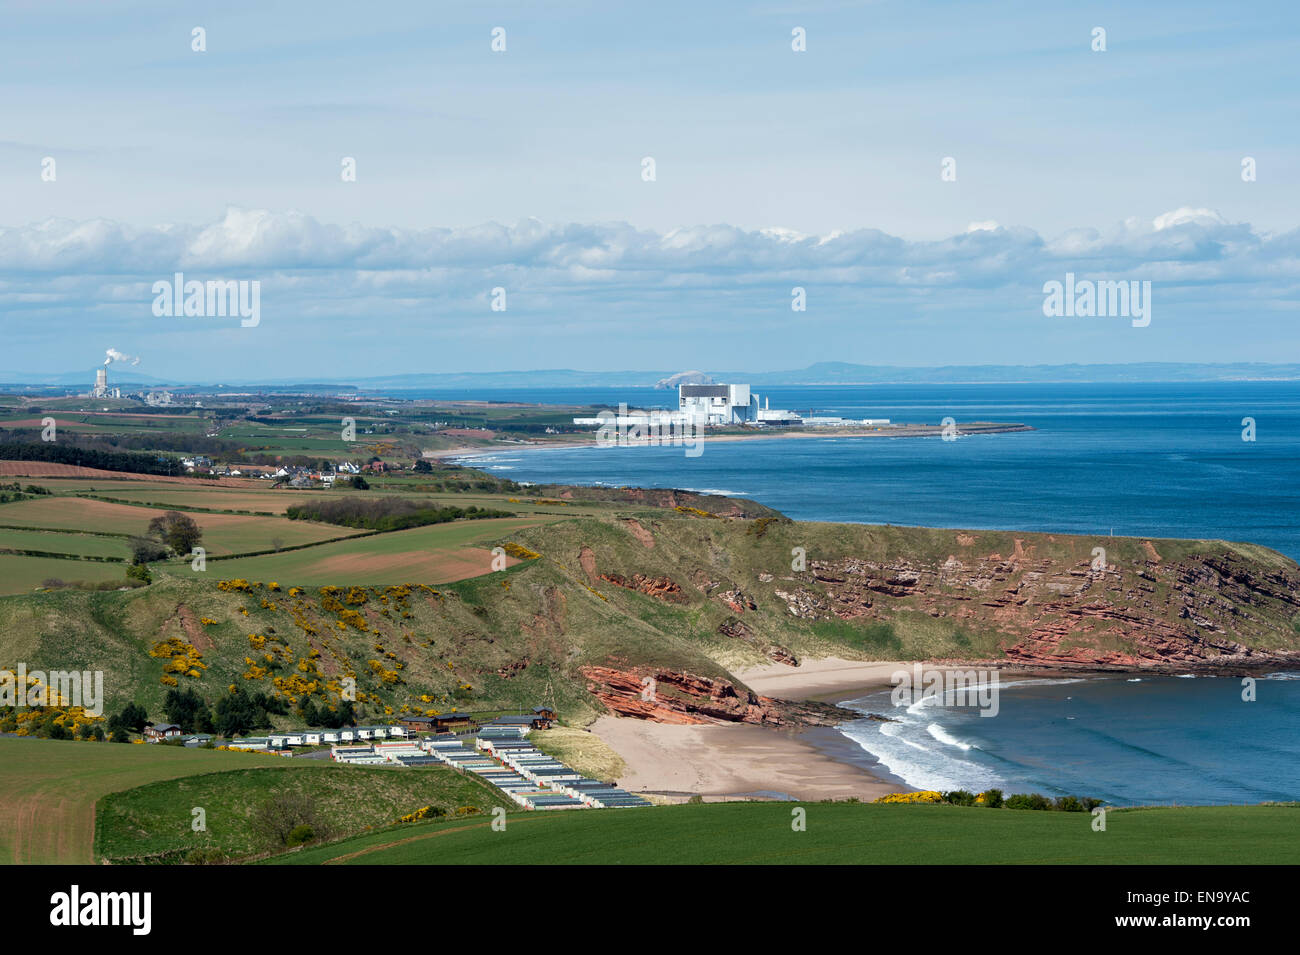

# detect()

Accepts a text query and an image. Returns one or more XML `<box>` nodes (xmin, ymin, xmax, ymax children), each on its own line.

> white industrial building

<box><xmin>89</xmin><ymin>367</ymin><xmax>121</xmax><ymax>399</ymax></box>
<box><xmin>573</xmin><ymin>382</ymin><xmax>889</xmax><ymax>432</ymax></box>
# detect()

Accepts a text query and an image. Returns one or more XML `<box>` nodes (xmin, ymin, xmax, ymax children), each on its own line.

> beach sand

<box><xmin>735</xmin><ymin>657</ymin><xmax>908</xmax><ymax>700</ymax></box>
<box><xmin>590</xmin><ymin>715</ymin><xmax>902</xmax><ymax>803</ymax></box>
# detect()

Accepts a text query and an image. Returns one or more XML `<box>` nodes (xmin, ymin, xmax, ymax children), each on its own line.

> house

<box><xmin>493</xmin><ymin>711</ymin><xmax>554</xmax><ymax>731</ymax></box>
<box><xmin>224</xmin><ymin>737</ymin><xmax>270</xmax><ymax>751</ymax></box>
<box><xmin>399</xmin><ymin>715</ymin><xmax>437</xmax><ymax>733</ymax></box>
<box><xmin>144</xmin><ymin>723</ymin><xmax>182</xmax><ymax>742</ymax></box>
<box><xmin>398</xmin><ymin>713</ymin><xmax>477</xmax><ymax>735</ymax></box>
<box><xmin>433</xmin><ymin>714</ymin><xmax>477</xmax><ymax>733</ymax></box>
<box><xmin>178</xmin><ymin>733</ymin><xmax>214</xmax><ymax>747</ymax></box>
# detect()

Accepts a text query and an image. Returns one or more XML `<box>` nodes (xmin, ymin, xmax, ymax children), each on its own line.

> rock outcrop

<box><xmin>579</xmin><ymin>665</ymin><xmax>841</xmax><ymax>726</ymax></box>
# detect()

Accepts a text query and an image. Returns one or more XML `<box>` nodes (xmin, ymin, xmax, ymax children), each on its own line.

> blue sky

<box><xmin>1</xmin><ymin>0</ymin><xmax>1297</xmax><ymax>380</ymax></box>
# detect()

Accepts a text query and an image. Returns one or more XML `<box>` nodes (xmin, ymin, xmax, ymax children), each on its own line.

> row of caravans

<box><xmin>224</xmin><ymin>725</ymin><xmax>408</xmax><ymax>751</ymax></box>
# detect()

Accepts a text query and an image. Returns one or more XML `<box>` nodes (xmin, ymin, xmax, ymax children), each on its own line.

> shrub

<box><xmin>125</xmin><ymin>563</ymin><xmax>152</xmax><ymax>584</ymax></box>
<box><xmin>285</xmin><ymin>824</ymin><xmax>315</xmax><ymax>847</ymax></box>
<box><xmin>977</xmin><ymin>788</ymin><xmax>1004</xmax><ymax>808</ymax></box>
<box><xmin>1004</xmin><ymin>793</ymin><xmax>1053</xmax><ymax>811</ymax></box>
<box><xmin>942</xmin><ymin>789</ymin><xmax>977</xmax><ymax>806</ymax></box>
<box><xmin>185</xmin><ymin>847</ymin><xmax>228</xmax><ymax>865</ymax></box>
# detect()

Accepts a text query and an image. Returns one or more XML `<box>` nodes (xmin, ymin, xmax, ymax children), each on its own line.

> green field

<box><xmin>270</xmin><ymin>801</ymin><xmax>1300</xmax><ymax>865</ymax></box>
<box><xmin>0</xmin><ymin>496</ymin><xmax>365</xmax><ymax>558</ymax></box>
<box><xmin>95</xmin><ymin>763</ymin><xmax>513</xmax><ymax>864</ymax></box>
<box><xmin>0</xmin><ymin>526</ymin><xmax>130</xmax><ymax>559</ymax></box>
<box><xmin>0</xmin><ymin>553</ymin><xmax>128</xmax><ymax>592</ymax></box>
<box><xmin>0</xmin><ymin>737</ymin><xmax>303</xmax><ymax>864</ymax></box>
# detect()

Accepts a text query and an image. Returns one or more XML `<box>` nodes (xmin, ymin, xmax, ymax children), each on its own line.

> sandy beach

<box><xmin>591</xmin><ymin>716</ymin><xmax>901</xmax><ymax>802</ymax></box>
<box><xmin>735</xmin><ymin>657</ymin><xmax>909</xmax><ymax>700</ymax></box>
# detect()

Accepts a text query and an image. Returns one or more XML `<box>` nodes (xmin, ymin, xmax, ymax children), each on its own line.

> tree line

<box><xmin>286</xmin><ymin>497</ymin><xmax>512</xmax><ymax>531</ymax></box>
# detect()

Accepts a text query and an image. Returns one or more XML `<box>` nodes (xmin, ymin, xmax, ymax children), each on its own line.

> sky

<box><xmin>1</xmin><ymin>0</ymin><xmax>1297</xmax><ymax>380</ymax></box>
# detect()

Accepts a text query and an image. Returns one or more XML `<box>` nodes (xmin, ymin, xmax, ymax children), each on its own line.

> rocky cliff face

<box><xmin>786</xmin><ymin>540</ymin><xmax>1300</xmax><ymax>670</ymax></box>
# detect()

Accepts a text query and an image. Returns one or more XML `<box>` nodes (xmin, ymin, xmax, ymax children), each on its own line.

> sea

<box><xmin>436</xmin><ymin>381</ymin><xmax>1300</xmax><ymax>804</ymax></box>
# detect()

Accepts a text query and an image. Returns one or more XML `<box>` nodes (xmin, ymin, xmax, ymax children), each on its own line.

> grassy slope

<box><xmin>0</xmin><ymin>737</ymin><xmax>303</xmax><ymax>864</ymax></box>
<box><xmin>2</xmin><ymin>505</ymin><xmax>1297</xmax><ymax>724</ymax></box>
<box><xmin>270</xmin><ymin>801</ymin><xmax>1300</xmax><ymax>865</ymax></box>
<box><xmin>95</xmin><ymin>762</ymin><xmax>513</xmax><ymax>863</ymax></box>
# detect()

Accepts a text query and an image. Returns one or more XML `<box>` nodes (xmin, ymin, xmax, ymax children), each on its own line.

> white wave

<box><xmin>840</xmin><ymin>719</ymin><xmax>1003</xmax><ymax>793</ymax></box>
<box><xmin>680</xmin><ymin>487</ymin><xmax>748</xmax><ymax>497</ymax></box>
<box><xmin>927</xmin><ymin>723</ymin><xmax>974</xmax><ymax>751</ymax></box>
<box><xmin>1175</xmin><ymin>674</ymin><xmax>1197</xmax><ymax>679</ymax></box>
<box><xmin>1127</xmin><ymin>678</ymin><xmax>1143</xmax><ymax>682</ymax></box>
<box><xmin>995</xmin><ymin>677</ymin><xmax>1088</xmax><ymax>690</ymax></box>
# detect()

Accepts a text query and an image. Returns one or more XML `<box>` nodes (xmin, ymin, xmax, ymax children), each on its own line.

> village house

<box><xmin>144</xmin><ymin>722</ymin><xmax>182</xmax><ymax>742</ymax></box>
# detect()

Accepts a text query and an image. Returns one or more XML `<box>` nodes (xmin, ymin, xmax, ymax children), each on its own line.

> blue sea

<box><xmin>454</xmin><ymin>381</ymin><xmax>1300</xmax><ymax>561</ymax></box>
<box><xmin>838</xmin><ymin>673</ymin><xmax>1300</xmax><ymax>806</ymax></box>
<box><xmin>444</xmin><ymin>381</ymin><xmax>1300</xmax><ymax>803</ymax></box>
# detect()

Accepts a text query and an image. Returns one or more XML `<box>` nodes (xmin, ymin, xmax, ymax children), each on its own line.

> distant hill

<box><xmin>4</xmin><ymin>362</ymin><xmax>1299</xmax><ymax>391</ymax></box>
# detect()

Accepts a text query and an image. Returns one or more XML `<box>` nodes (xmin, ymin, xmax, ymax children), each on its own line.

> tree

<box><xmin>412</xmin><ymin>459</ymin><xmax>432</xmax><ymax>473</ymax></box>
<box><xmin>129</xmin><ymin>536</ymin><xmax>169</xmax><ymax>564</ymax></box>
<box><xmin>163</xmin><ymin>688</ymin><xmax>214</xmax><ymax>734</ymax></box>
<box><xmin>118</xmin><ymin>702</ymin><xmax>149</xmax><ymax>732</ymax></box>
<box><xmin>146</xmin><ymin>510</ymin><xmax>203</xmax><ymax>555</ymax></box>
<box><xmin>214</xmin><ymin>687</ymin><xmax>271</xmax><ymax>738</ymax></box>
<box><xmin>298</xmin><ymin>699</ymin><xmax>321</xmax><ymax>727</ymax></box>
<box><xmin>251</xmin><ymin>793</ymin><xmax>322</xmax><ymax>848</ymax></box>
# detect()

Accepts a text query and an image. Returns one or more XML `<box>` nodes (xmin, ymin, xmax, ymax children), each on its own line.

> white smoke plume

<box><xmin>104</xmin><ymin>348</ymin><xmax>141</xmax><ymax>367</ymax></box>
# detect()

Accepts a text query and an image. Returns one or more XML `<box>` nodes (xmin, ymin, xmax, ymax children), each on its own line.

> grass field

<box><xmin>0</xmin><ymin>496</ymin><xmax>365</xmax><ymax>556</ymax></box>
<box><xmin>0</xmin><ymin>526</ymin><xmax>130</xmax><ymax>559</ymax></box>
<box><xmin>95</xmin><ymin>763</ymin><xmax>513</xmax><ymax>863</ymax></box>
<box><xmin>0</xmin><ymin>554</ymin><xmax>128</xmax><ymax>593</ymax></box>
<box><xmin>0</xmin><ymin>737</ymin><xmax>304</xmax><ymax>864</ymax></box>
<box><xmin>190</xmin><ymin>516</ymin><xmax>548</xmax><ymax>584</ymax></box>
<box><xmin>270</xmin><ymin>801</ymin><xmax>1300</xmax><ymax>865</ymax></box>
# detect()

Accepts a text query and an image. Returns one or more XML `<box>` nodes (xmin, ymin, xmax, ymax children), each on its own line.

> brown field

<box><xmin>0</xmin><ymin>461</ymin><xmax>257</xmax><ymax>486</ymax></box>
<box><xmin>203</xmin><ymin>517</ymin><xmax>544</xmax><ymax>585</ymax></box>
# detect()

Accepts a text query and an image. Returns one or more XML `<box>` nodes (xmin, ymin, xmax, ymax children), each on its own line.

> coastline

<box><xmin>587</xmin><ymin>658</ymin><xmax>991</xmax><ymax>802</ymax></box>
<box><xmin>429</xmin><ymin>421</ymin><xmax>1034</xmax><ymax>461</ymax></box>
<box><xmin>592</xmin><ymin>657</ymin><xmax>1218</xmax><ymax>803</ymax></box>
